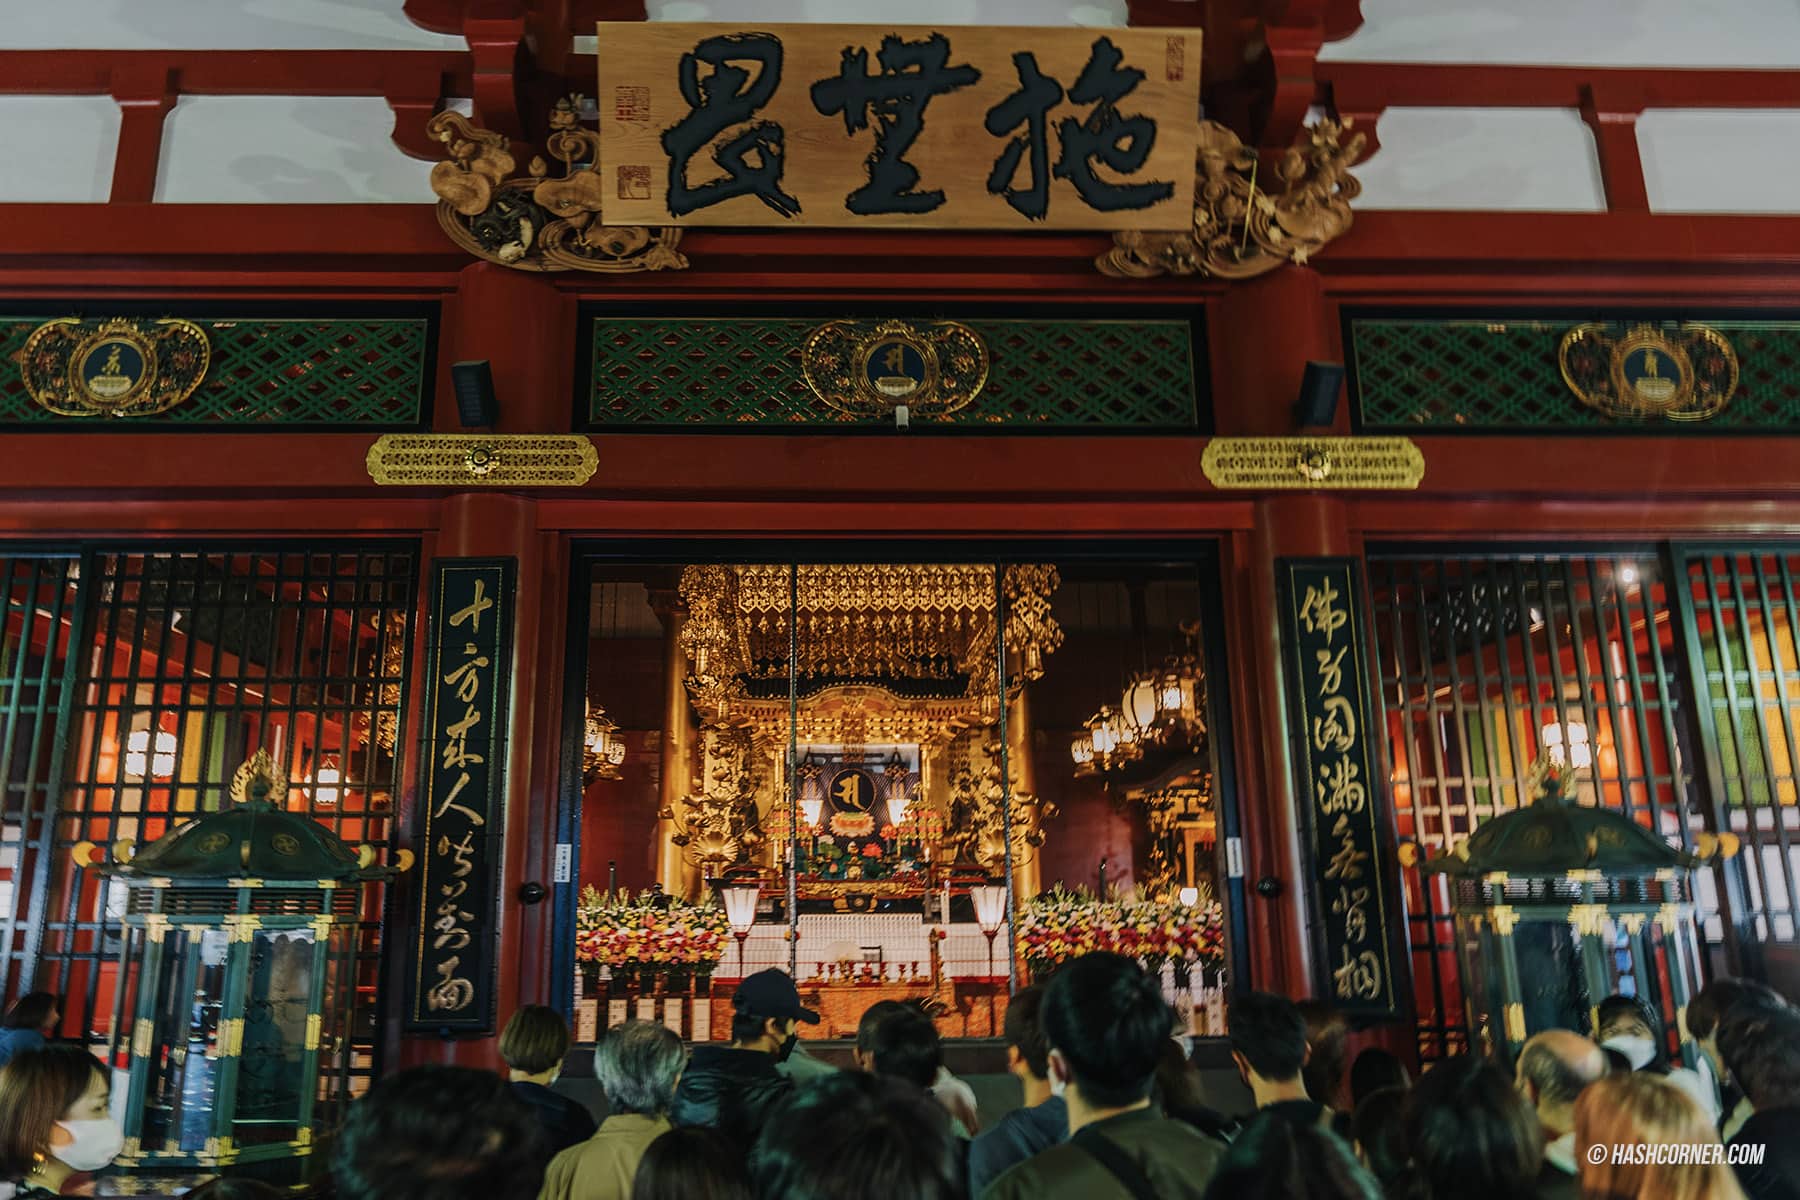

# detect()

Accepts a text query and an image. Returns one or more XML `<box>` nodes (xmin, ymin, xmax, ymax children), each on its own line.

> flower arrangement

<box><xmin>574</xmin><ymin>885</ymin><xmax>732</xmax><ymax>968</ymax></box>
<box><xmin>1018</xmin><ymin>884</ymin><xmax>1225</xmax><ymax>971</ymax></box>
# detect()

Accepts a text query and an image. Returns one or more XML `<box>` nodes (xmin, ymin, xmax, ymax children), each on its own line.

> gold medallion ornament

<box><xmin>19</xmin><ymin>317</ymin><xmax>210</xmax><ymax>417</ymax></box>
<box><xmin>802</xmin><ymin>319</ymin><xmax>989</xmax><ymax>419</ymax></box>
<box><xmin>1558</xmin><ymin>322</ymin><xmax>1739</xmax><ymax>421</ymax></box>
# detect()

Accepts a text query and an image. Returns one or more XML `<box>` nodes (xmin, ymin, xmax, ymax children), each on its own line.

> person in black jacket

<box><xmin>670</xmin><ymin>969</ymin><xmax>817</xmax><ymax>1151</ymax></box>
<box><xmin>1718</xmin><ymin>1001</ymin><xmax>1800</xmax><ymax>1200</ymax></box>
<box><xmin>500</xmin><ymin>1004</ymin><xmax>596</xmax><ymax>1158</ymax></box>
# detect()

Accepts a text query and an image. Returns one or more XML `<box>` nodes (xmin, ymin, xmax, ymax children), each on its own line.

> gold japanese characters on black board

<box><xmin>407</xmin><ymin>559</ymin><xmax>515</xmax><ymax>1033</ymax></box>
<box><xmin>1278</xmin><ymin>559</ymin><xmax>1402</xmax><ymax>1018</ymax></box>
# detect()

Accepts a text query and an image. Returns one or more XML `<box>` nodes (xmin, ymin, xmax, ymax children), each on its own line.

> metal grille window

<box><xmin>1677</xmin><ymin>548</ymin><xmax>1800</xmax><ymax>972</ymax></box>
<box><xmin>28</xmin><ymin>545</ymin><xmax>415</xmax><ymax>1093</ymax></box>
<box><xmin>0</xmin><ymin>553</ymin><xmax>81</xmax><ymax>1005</ymax></box>
<box><xmin>1367</xmin><ymin>551</ymin><xmax>1711</xmax><ymax>1060</ymax></box>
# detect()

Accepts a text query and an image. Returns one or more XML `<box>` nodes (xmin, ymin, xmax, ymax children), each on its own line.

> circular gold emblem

<box><xmin>464</xmin><ymin>444</ymin><xmax>502</xmax><ymax>477</ymax></box>
<box><xmin>196</xmin><ymin>832</ymin><xmax>231</xmax><ymax>855</ymax></box>
<box><xmin>1294</xmin><ymin>447</ymin><xmax>1333</xmax><ymax>482</ymax></box>
<box><xmin>271</xmin><ymin>833</ymin><xmax>302</xmax><ymax>856</ymax></box>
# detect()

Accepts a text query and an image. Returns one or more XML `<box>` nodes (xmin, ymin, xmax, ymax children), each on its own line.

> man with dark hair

<box><xmin>864</xmin><ymin>1003</ymin><xmax>944</xmax><ymax>1091</ymax></box>
<box><xmin>983</xmin><ymin>952</ymin><xmax>1226</xmax><ymax>1200</ymax></box>
<box><xmin>1227</xmin><ymin>991</ymin><xmax>1327</xmax><ymax>1129</ymax></box>
<box><xmin>1719</xmin><ymin>1001</ymin><xmax>1800</xmax><ymax>1200</ymax></box>
<box><xmin>332</xmin><ymin>1065</ymin><xmax>546</xmax><ymax>1200</ymax></box>
<box><xmin>1515</xmin><ymin>1029</ymin><xmax>1606</xmax><ymax>1199</ymax></box>
<box><xmin>968</xmin><ymin>984</ymin><xmax>1066</xmax><ymax>1198</ymax></box>
<box><xmin>750</xmin><ymin>1070</ymin><xmax>963</xmax><ymax>1200</ymax></box>
<box><xmin>856</xmin><ymin>998</ymin><xmax>979</xmax><ymax>1133</ymax></box>
<box><xmin>1688</xmin><ymin>976</ymin><xmax>1788</xmax><ymax>1136</ymax></box>
<box><xmin>670</xmin><ymin>968</ymin><xmax>816</xmax><ymax>1150</ymax></box>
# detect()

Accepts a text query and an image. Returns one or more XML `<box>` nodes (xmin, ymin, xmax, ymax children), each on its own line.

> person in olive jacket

<box><xmin>669</xmin><ymin>969</ymin><xmax>819</xmax><ymax>1151</ymax></box>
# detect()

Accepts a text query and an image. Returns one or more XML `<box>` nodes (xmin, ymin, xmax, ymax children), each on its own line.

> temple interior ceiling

<box><xmin>11</xmin><ymin>1</ymin><xmax>1800</xmax><ymax>208</ymax></box>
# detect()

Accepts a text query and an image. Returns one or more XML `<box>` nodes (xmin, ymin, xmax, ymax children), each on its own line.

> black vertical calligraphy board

<box><xmin>1277</xmin><ymin>558</ymin><xmax>1404</xmax><ymax>1019</ymax></box>
<box><xmin>405</xmin><ymin>558</ymin><xmax>515</xmax><ymax>1033</ymax></box>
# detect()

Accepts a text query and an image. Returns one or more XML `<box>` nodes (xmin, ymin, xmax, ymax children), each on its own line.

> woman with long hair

<box><xmin>0</xmin><ymin>1044</ymin><xmax>121</xmax><ymax>1198</ymax></box>
<box><xmin>1576</xmin><ymin>1072</ymin><xmax>1745</xmax><ymax>1200</ymax></box>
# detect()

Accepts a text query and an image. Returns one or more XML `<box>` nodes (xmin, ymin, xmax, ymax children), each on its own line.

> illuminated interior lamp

<box><xmin>125</xmin><ymin>730</ymin><xmax>177</xmax><ymax>780</ymax></box>
<box><xmin>309</xmin><ymin>762</ymin><xmax>342</xmax><ymax>807</ymax></box>
<box><xmin>1542</xmin><ymin>721</ymin><xmax>1593</xmax><ymax>769</ymax></box>
<box><xmin>883</xmin><ymin>752</ymin><xmax>911</xmax><ymax>828</ymax></box>
<box><xmin>1121</xmin><ymin>673</ymin><xmax>1161</xmax><ymax>736</ymax></box>
<box><xmin>1178</xmin><ymin>886</ymin><xmax>1200</xmax><ymax>907</ymax></box>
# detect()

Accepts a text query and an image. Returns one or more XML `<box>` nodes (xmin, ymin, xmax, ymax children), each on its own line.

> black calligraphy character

<box><xmin>1333</xmin><ymin>946</ymin><xmax>1383</xmax><ymax>1001</ymax></box>
<box><xmin>810</xmin><ymin>34</ymin><xmax>979</xmax><ymax>216</ymax></box>
<box><xmin>662</xmin><ymin>34</ymin><xmax>799</xmax><ymax>219</ymax></box>
<box><xmin>428</xmin><ymin>957</ymin><xmax>475</xmax><ymax>1012</ymax></box>
<box><xmin>1312</xmin><ymin>695</ymin><xmax>1357</xmax><ymax>754</ymax></box>
<box><xmin>1052</xmin><ymin>36</ymin><xmax>1175</xmax><ymax>213</ymax></box>
<box><xmin>1315</xmin><ymin>646</ymin><xmax>1348</xmax><ymax>696</ymax></box>
<box><xmin>983</xmin><ymin>52</ymin><xmax>1064</xmax><ymax>220</ymax></box>
<box><xmin>450</xmin><ymin>578</ymin><xmax>493</xmax><ymax>634</ymax></box>
<box><xmin>1299</xmin><ymin>577</ymin><xmax>1348</xmax><ymax>644</ymax></box>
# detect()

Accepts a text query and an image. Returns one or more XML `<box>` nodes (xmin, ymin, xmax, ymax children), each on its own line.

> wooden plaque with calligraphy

<box><xmin>1277</xmin><ymin>558</ymin><xmax>1405</xmax><ymax>1019</ymax></box>
<box><xmin>597</xmin><ymin>22</ymin><xmax>1201</xmax><ymax>230</ymax></box>
<box><xmin>405</xmin><ymin>559</ymin><xmax>515</xmax><ymax>1033</ymax></box>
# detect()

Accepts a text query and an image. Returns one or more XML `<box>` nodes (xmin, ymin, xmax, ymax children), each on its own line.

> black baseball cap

<box><xmin>733</xmin><ymin>968</ymin><xmax>821</xmax><ymax>1025</ymax></box>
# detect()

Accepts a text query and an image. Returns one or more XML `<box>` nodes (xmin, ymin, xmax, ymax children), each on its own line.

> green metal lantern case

<box><xmin>99</xmin><ymin>751</ymin><xmax>400</xmax><ymax>1174</ymax></box>
<box><xmin>1421</xmin><ymin>758</ymin><xmax>1735</xmax><ymax>1062</ymax></box>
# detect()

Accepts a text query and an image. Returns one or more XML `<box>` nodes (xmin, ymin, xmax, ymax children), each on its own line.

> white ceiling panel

<box><xmin>9</xmin><ymin>0</ymin><xmax>462</xmax><ymax>50</ymax></box>
<box><xmin>1351</xmin><ymin>108</ymin><xmax>1606</xmax><ymax>211</ymax></box>
<box><xmin>0</xmin><ymin>96</ymin><xmax>118</xmax><ymax>203</ymax></box>
<box><xmin>1640</xmin><ymin>110</ymin><xmax>1800</xmax><ymax>213</ymax></box>
<box><xmin>156</xmin><ymin>96</ymin><xmax>434</xmax><ymax>203</ymax></box>
<box><xmin>1323</xmin><ymin>0</ymin><xmax>1800</xmax><ymax>68</ymax></box>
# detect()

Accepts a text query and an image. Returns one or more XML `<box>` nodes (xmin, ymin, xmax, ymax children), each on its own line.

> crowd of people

<box><xmin>0</xmin><ymin>958</ymin><xmax>1791</xmax><ymax>1199</ymax></box>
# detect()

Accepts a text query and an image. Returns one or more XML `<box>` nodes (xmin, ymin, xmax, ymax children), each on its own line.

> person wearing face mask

<box><xmin>0</xmin><ymin>1044</ymin><xmax>123</xmax><ymax>1199</ymax></box>
<box><xmin>501</xmin><ymin>1005</ymin><xmax>597</xmax><ymax>1159</ymax></box>
<box><xmin>1595</xmin><ymin>993</ymin><xmax>1720</xmax><ymax>1125</ymax></box>
<box><xmin>669</xmin><ymin>969</ymin><xmax>815</xmax><ymax>1152</ymax></box>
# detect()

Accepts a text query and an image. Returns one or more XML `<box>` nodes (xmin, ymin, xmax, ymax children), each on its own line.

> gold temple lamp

<box><xmin>94</xmin><ymin>751</ymin><xmax>401</xmax><ymax>1181</ymax></box>
<box><xmin>970</xmin><ymin>884</ymin><xmax>1009</xmax><ymax>1028</ymax></box>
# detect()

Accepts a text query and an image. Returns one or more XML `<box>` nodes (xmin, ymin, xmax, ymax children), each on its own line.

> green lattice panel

<box><xmin>0</xmin><ymin>317</ymin><xmax>430</xmax><ymax>425</ymax></box>
<box><xmin>585</xmin><ymin>317</ymin><xmax>1199</xmax><ymax>428</ymax></box>
<box><xmin>1349</xmin><ymin>316</ymin><xmax>1800</xmax><ymax>431</ymax></box>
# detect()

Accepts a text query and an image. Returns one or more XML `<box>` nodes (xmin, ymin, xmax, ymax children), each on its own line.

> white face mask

<box><xmin>1601</xmin><ymin>1034</ymin><xmax>1657</xmax><ymax>1071</ymax></box>
<box><xmin>1048</xmin><ymin>1055</ymin><xmax>1068</xmax><ymax>1099</ymax></box>
<box><xmin>53</xmin><ymin>1117</ymin><xmax>124</xmax><ymax>1173</ymax></box>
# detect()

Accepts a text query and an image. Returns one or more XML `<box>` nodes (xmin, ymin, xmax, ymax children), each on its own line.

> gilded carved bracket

<box><xmin>1097</xmin><ymin>118</ymin><xmax>1364</xmax><ymax>280</ymax></box>
<box><xmin>426</xmin><ymin>99</ymin><xmax>687</xmax><ymax>274</ymax></box>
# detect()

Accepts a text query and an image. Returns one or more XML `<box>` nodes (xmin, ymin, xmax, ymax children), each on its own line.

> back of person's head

<box><xmin>1201</xmin><ymin>1108</ymin><xmax>1384</xmax><ymax>1200</ymax></box>
<box><xmin>749</xmin><ymin>1070</ymin><xmax>960</xmax><ymax>1200</ymax></box>
<box><xmin>1576</xmin><ymin>1072</ymin><xmax>1739</xmax><ymax>1200</ymax></box>
<box><xmin>1228</xmin><ymin>991</ymin><xmax>1309</xmax><ymax>1085</ymax></box>
<box><xmin>1717</xmin><ymin>1001</ymin><xmax>1800</xmax><ymax>1110</ymax></box>
<box><xmin>632</xmin><ymin>1127</ymin><xmax>752</xmax><ymax>1200</ymax></box>
<box><xmin>1349</xmin><ymin>1048</ymin><xmax>1409</xmax><ymax>1106</ymax></box>
<box><xmin>0</xmin><ymin>1044</ymin><xmax>110</xmax><ymax>1179</ymax></box>
<box><xmin>1687</xmin><ymin>977</ymin><xmax>1787</xmax><ymax>1043</ymax></box>
<box><xmin>1041</xmin><ymin>951</ymin><xmax>1172</xmax><ymax>1109</ymax></box>
<box><xmin>1350</xmin><ymin>1086</ymin><xmax>1410</xmax><ymax>1199</ymax></box>
<box><xmin>594</xmin><ymin>1020</ymin><xmax>686</xmax><ymax>1116</ymax></box>
<box><xmin>1</xmin><ymin>992</ymin><xmax>57</xmax><ymax>1032</ymax></box>
<box><xmin>1297</xmin><ymin>1000</ymin><xmax>1351</xmax><ymax>1108</ymax></box>
<box><xmin>866</xmin><ymin>1004</ymin><xmax>941</xmax><ymax>1090</ymax></box>
<box><xmin>498</xmin><ymin>1004</ymin><xmax>572</xmax><ymax>1076</ymax></box>
<box><xmin>1404</xmin><ymin>1055</ymin><xmax>1540</xmax><ymax>1200</ymax></box>
<box><xmin>1516</xmin><ymin>1029</ymin><xmax>1606</xmax><ymax>1112</ymax></box>
<box><xmin>181</xmin><ymin>1181</ymin><xmax>286</xmax><ymax>1200</ymax></box>
<box><xmin>1001</xmin><ymin>984</ymin><xmax>1050</xmax><ymax>1081</ymax></box>
<box><xmin>332</xmin><ymin>1065</ymin><xmax>545</xmax><ymax>1200</ymax></box>
<box><xmin>854</xmin><ymin>999</ymin><xmax>912</xmax><ymax>1058</ymax></box>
